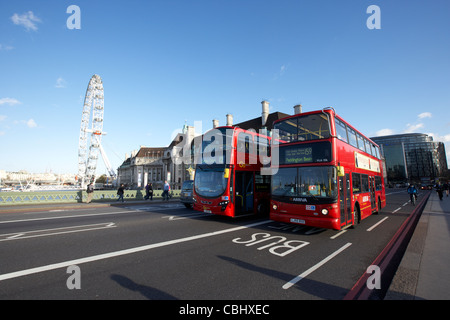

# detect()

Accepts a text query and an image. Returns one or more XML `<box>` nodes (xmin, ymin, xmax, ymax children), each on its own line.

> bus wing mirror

<box><xmin>337</xmin><ymin>166</ymin><xmax>345</xmax><ymax>177</ymax></box>
<box><xmin>224</xmin><ymin>168</ymin><xmax>230</xmax><ymax>178</ymax></box>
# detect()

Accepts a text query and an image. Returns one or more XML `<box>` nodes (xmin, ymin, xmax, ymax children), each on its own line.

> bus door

<box><xmin>235</xmin><ymin>171</ymin><xmax>254</xmax><ymax>215</ymax></box>
<box><xmin>339</xmin><ymin>173</ymin><xmax>352</xmax><ymax>226</ymax></box>
<box><xmin>369</xmin><ymin>176</ymin><xmax>376</xmax><ymax>211</ymax></box>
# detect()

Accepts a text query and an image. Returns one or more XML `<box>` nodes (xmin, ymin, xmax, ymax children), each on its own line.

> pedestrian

<box><xmin>86</xmin><ymin>182</ymin><xmax>94</xmax><ymax>204</ymax></box>
<box><xmin>149</xmin><ymin>183</ymin><xmax>153</xmax><ymax>200</ymax></box>
<box><xmin>436</xmin><ymin>183</ymin><xmax>444</xmax><ymax>201</ymax></box>
<box><xmin>443</xmin><ymin>181</ymin><xmax>449</xmax><ymax>198</ymax></box>
<box><xmin>117</xmin><ymin>184</ymin><xmax>125</xmax><ymax>202</ymax></box>
<box><xmin>145</xmin><ymin>182</ymin><xmax>153</xmax><ymax>200</ymax></box>
<box><xmin>162</xmin><ymin>180</ymin><xmax>170</xmax><ymax>201</ymax></box>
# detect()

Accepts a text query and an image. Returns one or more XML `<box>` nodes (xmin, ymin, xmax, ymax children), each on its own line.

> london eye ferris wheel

<box><xmin>77</xmin><ymin>74</ymin><xmax>116</xmax><ymax>188</ymax></box>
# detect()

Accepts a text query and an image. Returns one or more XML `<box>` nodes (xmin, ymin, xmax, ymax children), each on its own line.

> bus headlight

<box><xmin>272</xmin><ymin>204</ymin><xmax>278</xmax><ymax>210</ymax></box>
<box><xmin>219</xmin><ymin>201</ymin><xmax>229</xmax><ymax>211</ymax></box>
<box><xmin>322</xmin><ymin>209</ymin><xmax>328</xmax><ymax>215</ymax></box>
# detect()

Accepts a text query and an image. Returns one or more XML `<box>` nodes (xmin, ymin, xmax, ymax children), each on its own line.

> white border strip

<box><xmin>0</xmin><ymin>210</ymin><xmax>136</xmax><ymax>224</ymax></box>
<box><xmin>0</xmin><ymin>220</ymin><xmax>271</xmax><ymax>282</ymax></box>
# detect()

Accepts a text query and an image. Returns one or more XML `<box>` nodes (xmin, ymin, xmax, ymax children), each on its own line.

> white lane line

<box><xmin>330</xmin><ymin>230</ymin><xmax>347</xmax><ymax>239</ymax></box>
<box><xmin>385</xmin><ymin>191</ymin><xmax>406</xmax><ymax>195</ymax></box>
<box><xmin>0</xmin><ymin>210</ymin><xmax>136</xmax><ymax>225</ymax></box>
<box><xmin>282</xmin><ymin>242</ymin><xmax>352</xmax><ymax>290</ymax></box>
<box><xmin>392</xmin><ymin>207</ymin><xmax>401</xmax><ymax>213</ymax></box>
<box><xmin>366</xmin><ymin>217</ymin><xmax>389</xmax><ymax>232</ymax></box>
<box><xmin>162</xmin><ymin>212</ymin><xmax>211</xmax><ymax>221</ymax></box>
<box><xmin>129</xmin><ymin>204</ymin><xmax>184</xmax><ymax>211</ymax></box>
<box><xmin>0</xmin><ymin>222</ymin><xmax>116</xmax><ymax>242</ymax></box>
<box><xmin>0</xmin><ymin>220</ymin><xmax>271</xmax><ymax>282</ymax></box>
<box><xmin>6</xmin><ymin>233</ymin><xmax>24</xmax><ymax>239</ymax></box>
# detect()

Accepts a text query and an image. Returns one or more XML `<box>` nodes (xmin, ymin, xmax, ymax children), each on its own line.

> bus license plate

<box><xmin>290</xmin><ymin>218</ymin><xmax>305</xmax><ymax>224</ymax></box>
<box><xmin>204</xmin><ymin>209</ymin><xmax>212</xmax><ymax>213</ymax></box>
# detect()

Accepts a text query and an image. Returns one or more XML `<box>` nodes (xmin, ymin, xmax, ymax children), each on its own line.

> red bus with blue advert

<box><xmin>193</xmin><ymin>126</ymin><xmax>272</xmax><ymax>217</ymax></box>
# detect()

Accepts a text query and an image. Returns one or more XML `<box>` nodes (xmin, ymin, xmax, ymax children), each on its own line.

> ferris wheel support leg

<box><xmin>98</xmin><ymin>141</ymin><xmax>117</xmax><ymax>179</ymax></box>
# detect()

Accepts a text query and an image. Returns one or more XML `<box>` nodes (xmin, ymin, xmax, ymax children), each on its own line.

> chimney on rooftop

<box><xmin>261</xmin><ymin>100</ymin><xmax>269</xmax><ymax>127</ymax></box>
<box><xmin>294</xmin><ymin>104</ymin><xmax>302</xmax><ymax>115</ymax></box>
<box><xmin>226</xmin><ymin>114</ymin><xmax>233</xmax><ymax>126</ymax></box>
<box><xmin>212</xmin><ymin>119</ymin><xmax>219</xmax><ymax>129</ymax></box>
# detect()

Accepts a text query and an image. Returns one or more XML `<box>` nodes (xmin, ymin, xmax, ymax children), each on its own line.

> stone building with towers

<box><xmin>116</xmin><ymin>124</ymin><xmax>197</xmax><ymax>190</ymax></box>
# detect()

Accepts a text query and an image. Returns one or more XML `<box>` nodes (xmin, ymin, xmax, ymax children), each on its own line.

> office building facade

<box><xmin>371</xmin><ymin>133</ymin><xmax>448</xmax><ymax>184</ymax></box>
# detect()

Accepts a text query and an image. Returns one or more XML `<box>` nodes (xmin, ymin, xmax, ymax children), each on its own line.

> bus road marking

<box><xmin>0</xmin><ymin>220</ymin><xmax>271</xmax><ymax>282</ymax></box>
<box><xmin>282</xmin><ymin>243</ymin><xmax>352</xmax><ymax>290</ymax></box>
<box><xmin>232</xmin><ymin>232</ymin><xmax>310</xmax><ymax>257</ymax></box>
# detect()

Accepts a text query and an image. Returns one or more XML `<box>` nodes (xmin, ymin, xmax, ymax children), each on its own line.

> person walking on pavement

<box><xmin>86</xmin><ymin>182</ymin><xmax>94</xmax><ymax>204</ymax></box>
<box><xmin>145</xmin><ymin>182</ymin><xmax>153</xmax><ymax>200</ymax></box>
<box><xmin>436</xmin><ymin>183</ymin><xmax>444</xmax><ymax>201</ymax></box>
<box><xmin>443</xmin><ymin>182</ymin><xmax>449</xmax><ymax>198</ymax></box>
<box><xmin>162</xmin><ymin>180</ymin><xmax>170</xmax><ymax>201</ymax></box>
<box><xmin>117</xmin><ymin>184</ymin><xmax>125</xmax><ymax>202</ymax></box>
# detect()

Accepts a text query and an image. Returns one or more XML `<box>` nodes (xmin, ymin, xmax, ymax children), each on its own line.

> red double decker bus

<box><xmin>270</xmin><ymin>108</ymin><xmax>386</xmax><ymax>230</ymax></box>
<box><xmin>193</xmin><ymin>126</ymin><xmax>271</xmax><ymax>217</ymax></box>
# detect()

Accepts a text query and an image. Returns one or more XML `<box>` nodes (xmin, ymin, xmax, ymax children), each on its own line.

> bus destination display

<box><xmin>279</xmin><ymin>141</ymin><xmax>331</xmax><ymax>165</ymax></box>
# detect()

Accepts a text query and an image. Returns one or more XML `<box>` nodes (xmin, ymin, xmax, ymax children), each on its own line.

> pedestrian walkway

<box><xmin>386</xmin><ymin>190</ymin><xmax>450</xmax><ymax>300</ymax></box>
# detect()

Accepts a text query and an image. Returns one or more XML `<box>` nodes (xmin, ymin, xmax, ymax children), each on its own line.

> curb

<box><xmin>343</xmin><ymin>192</ymin><xmax>430</xmax><ymax>300</ymax></box>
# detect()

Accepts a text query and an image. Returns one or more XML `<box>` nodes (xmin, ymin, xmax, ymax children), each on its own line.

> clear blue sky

<box><xmin>1</xmin><ymin>0</ymin><xmax>449</xmax><ymax>174</ymax></box>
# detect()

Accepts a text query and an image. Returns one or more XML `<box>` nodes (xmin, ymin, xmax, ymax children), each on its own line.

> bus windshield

<box><xmin>271</xmin><ymin>166</ymin><xmax>337</xmax><ymax>200</ymax></box>
<box><xmin>274</xmin><ymin>113</ymin><xmax>331</xmax><ymax>143</ymax></box>
<box><xmin>194</xmin><ymin>166</ymin><xmax>228</xmax><ymax>198</ymax></box>
<box><xmin>199</xmin><ymin>127</ymin><xmax>234</xmax><ymax>165</ymax></box>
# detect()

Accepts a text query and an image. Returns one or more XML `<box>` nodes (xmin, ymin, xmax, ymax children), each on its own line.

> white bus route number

<box><xmin>232</xmin><ymin>233</ymin><xmax>309</xmax><ymax>257</ymax></box>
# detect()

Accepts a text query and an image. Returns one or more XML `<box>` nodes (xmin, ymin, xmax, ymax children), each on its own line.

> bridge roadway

<box><xmin>0</xmin><ymin>189</ymin><xmax>446</xmax><ymax>305</ymax></box>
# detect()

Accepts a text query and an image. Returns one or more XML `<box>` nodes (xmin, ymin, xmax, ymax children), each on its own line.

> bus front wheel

<box><xmin>257</xmin><ymin>200</ymin><xmax>270</xmax><ymax>216</ymax></box>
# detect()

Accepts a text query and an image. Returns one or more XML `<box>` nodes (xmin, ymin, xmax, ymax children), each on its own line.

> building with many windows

<box><xmin>371</xmin><ymin>133</ymin><xmax>448</xmax><ymax>184</ymax></box>
<box><xmin>116</xmin><ymin>124</ymin><xmax>197</xmax><ymax>190</ymax></box>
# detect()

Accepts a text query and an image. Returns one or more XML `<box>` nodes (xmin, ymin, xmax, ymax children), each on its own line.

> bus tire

<box><xmin>352</xmin><ymin>205</ymin><xmax>360</xmax><ymax>229</ymax></box>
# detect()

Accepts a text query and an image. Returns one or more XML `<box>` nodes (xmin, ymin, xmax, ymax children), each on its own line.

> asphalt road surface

<box><xmin>0</xmin><ymin>189</ymin><xmax>424</xmax><ymax>303</ymax></box>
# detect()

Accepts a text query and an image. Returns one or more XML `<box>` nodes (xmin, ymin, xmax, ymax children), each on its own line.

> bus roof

<box><xmin>273</xmin><ymin>108</ymin><xmax>380</xmax><ymax>147</ymax></box>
